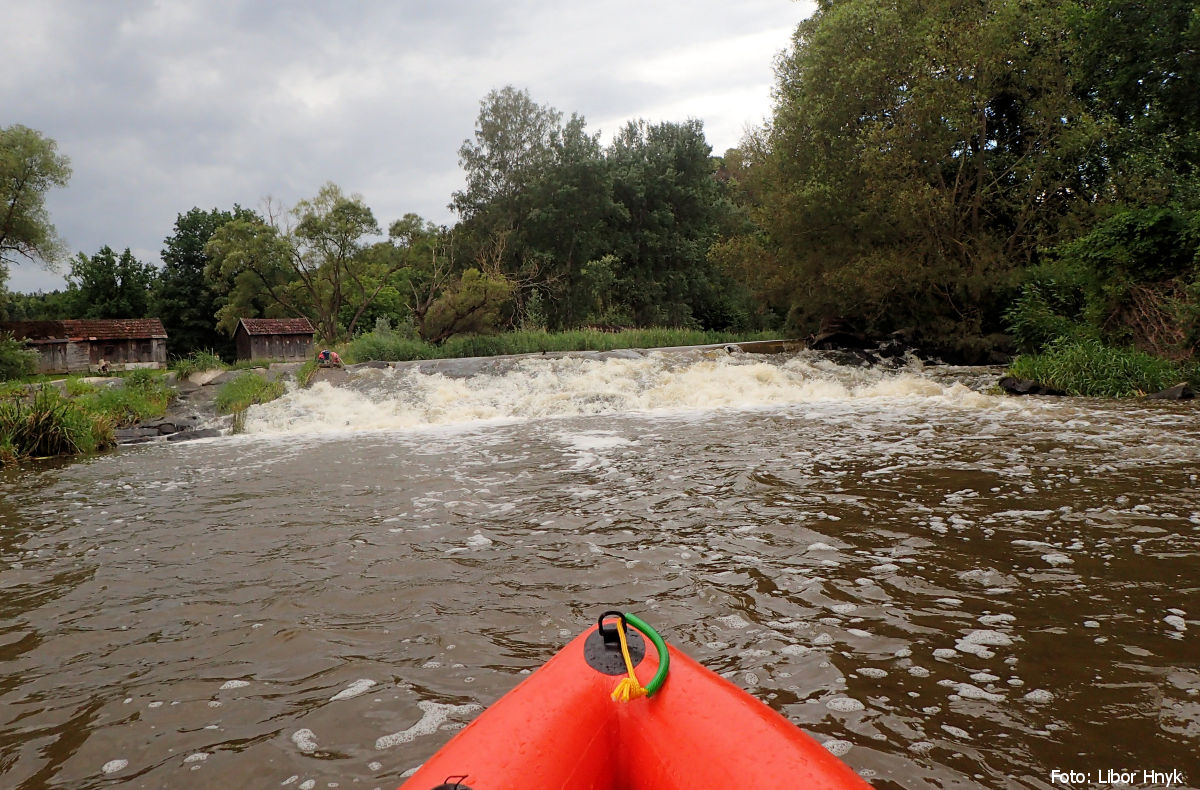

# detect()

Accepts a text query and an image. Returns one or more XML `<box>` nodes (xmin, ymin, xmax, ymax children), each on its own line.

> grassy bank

<box><xmin>1008</xmin><ymin>339</ymin><xmax>1199</xmax><ymax>397</ymax></box>
<box><xmin>343</xmin><ymin>327</ymin><xmax>779</xmax><ymax>363</ymax></box>
<box><xmin>215</xmin><ymin>372</ymin><xmax>285</xmax><ymax>433</ymax></box>
<box><xmin>0</xmin><ymin>370</ymin><xmax>175</xmax><ymax>466</ymax></box>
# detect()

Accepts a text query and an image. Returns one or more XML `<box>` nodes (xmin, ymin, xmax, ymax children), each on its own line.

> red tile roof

<box><xmin>236</xmin><ymin>317</ymin><xmax>315</xmax><ymax>336</ymax></box>
<box><xmin>1</xmin><ymin>319</ymin><xmax>167</xmax><ymax>341</ymax></box>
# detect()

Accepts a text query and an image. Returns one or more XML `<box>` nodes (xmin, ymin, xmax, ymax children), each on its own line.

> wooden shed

<box><xmin>0</xmin><ymin>319</ymin><xmax>168</xmax><ymax>374</ymax></box>
<box><xmin>234</xmin><ymin>317</ymin><xmax>316</xmax><ymax>362</ymax></box>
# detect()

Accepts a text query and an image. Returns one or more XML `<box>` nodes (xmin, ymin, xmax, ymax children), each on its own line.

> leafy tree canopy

<box><xmin>0</xmin><ymin>125</ymin><xmax>71</xmax><ymax>289</ymax></box>
<box><xmin>66</xmin><ymin>245</ymin><xmax>157</xmax><ymax>319</ymax></box>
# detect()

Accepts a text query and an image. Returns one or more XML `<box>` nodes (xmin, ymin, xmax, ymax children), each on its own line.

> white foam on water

<box><xmin>823</xmin><ymin>739</ymin><xmax>854</xmax><ymax>756</ymax></box>
<box><xmin>954</xmin><ymin>630</ymin><xmax>1014</xmax><ymax>659</ymax></box>
<box><xmin>1042</xmin><ymin>553</ymin><xmax>1073</xmax><ymax>566</ymax></box>
<box><xmin>716</xmin><ymin>614</ymin><xmax>751</xmax><ymax>630</ymax></box>
<box><xmin>375</xmin><ymin>701</ymin><xmax>481</xmax><ymax>750</ymax></box>
<box><xmin>238</xmin><ymin>354</ymin><xmax>1013</xmax><ymax>438</ymax></box>
<box><xmin>826</xmin><ymin>696</ymin><xmax>866</xmax><ymax>712</ymax></box>
<box><xmin>464</xmin><ymin>532</ymin><xmax>493</xmax><ymax>549</ymax></box>
<box><xmin>1024</xmin><ymin>689</ymin><xmax>1054</xmax><ymax>703</ymax></box>
<box><xmin>220</xmin><ymin>680</ymin><xmax>250</xmax><ymax>690</ymax></box>
<box><xmin>330</xmin><ymin>679</ymin><xmax>377</xmax><ymax>702</ymax></box>
<box><xmin>1164</xmin><ymin>615</ymin><xmax>1187</xmax><ymax>632</ymax></box>
<box><xmin>299</xmin><ymin>780</ymin><xmax>316</xmax><ymax>790</ymax></box>
<box><xmin>952</xmin><ymin>683</ymin><xmax>1005</xmax><ymax>702</ymax></box>
<box><xmin>101</xmin><ymin>759</ymin><xmax>128</xmax><ymax>774</ymax></box>
<box><xmin>858</xmin><ymin>667</ymin><xmax>888</xmax><ymax>679</ymax></box>
<box><xmin>941</xmin><ymin>725</ymin><xmax>971</xmax><ymax>739</ymax></box>
<box><xmin>184</xmin><ymin>753</ymin><xmax>209</xmax><ymax>763</ymax></box>
<box><xmin>291</xmin><ymin>729</ymin><xmax>319</xmax><ymax>754</ymax></box>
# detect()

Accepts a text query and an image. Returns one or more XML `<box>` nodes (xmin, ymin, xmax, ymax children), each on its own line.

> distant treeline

<box><xmin>5</xmin><ymin>0</ymin><xmax>1199</xmax><ymax>366</ymax></box>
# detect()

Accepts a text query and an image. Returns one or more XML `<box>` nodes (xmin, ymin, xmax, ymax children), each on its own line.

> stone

<box><xmin>167</xmin><ymin>428</ymin><xmax>224</xmax><ymax>442</ymax></box>
<box><xmin>998</xmin><ymin>377</ymin><xmax>1066</xmax><ymax>396</ymax></box>
<box><xmin>1145</xmin><ymin>383</ymin><xmax>1195</xmax><ymax>400</ymax></box>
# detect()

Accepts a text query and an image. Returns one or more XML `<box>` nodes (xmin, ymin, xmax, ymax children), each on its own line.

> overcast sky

<box><xmin>4</xmin><ymin>0</ymin><xmax>814</xmax><ymax>293</ymax></box>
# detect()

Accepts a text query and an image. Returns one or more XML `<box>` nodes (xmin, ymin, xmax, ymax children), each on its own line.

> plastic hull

<box><xmin>397</xmin><ymin>628</ymin><xmax>873</xmax><ymax>790</ymax></box>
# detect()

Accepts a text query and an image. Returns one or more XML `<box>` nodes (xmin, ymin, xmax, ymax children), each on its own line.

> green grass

<box><xmin>172</xmin><ymin>350</ymin><xmax>226</xmax><ymax>379</ymax></box>
<box><xmin>343</xmin><ymin>328</ymin><xmax>779</xmax><ymax>364</ymax></box>
<box><xmin>215</xmin><ymin>372</ymin><xmax>286</xmax><ymax>435</ymax></box>
<box><xmin>75</xmin><ymin>370</ymin><xmax>175</xmax><ymax>427</ymax></box>
<box><xmin>0</xmin><ymin>386</ymin><xmax>115</xmax><ymax>466</ymax></box>
<box><xmin>295</xmin><ymin>359</ymin><xmax>320</xmax><ymax>388</ymax></box>
<box><xmin>215</xmin><ymin>372</ymin><xmax>285</xmax><ymax>415</ymax></box>
<box><xmin>1008</xmin><ymin>338</ymin><xmax>1195</xmax><ymax>397</ymax></box>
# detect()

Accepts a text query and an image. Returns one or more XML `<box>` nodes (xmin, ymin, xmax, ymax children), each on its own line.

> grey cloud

<box><xmin>6</xmin><ymin>0</ymin><xmax>814</xmax><ymax>293</ymax></box>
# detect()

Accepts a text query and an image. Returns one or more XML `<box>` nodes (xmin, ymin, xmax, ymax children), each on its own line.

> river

<box><xmin>1</xmin><ymin>350</ymin><xmax>1197</xmax><ymax>789</ymax></box>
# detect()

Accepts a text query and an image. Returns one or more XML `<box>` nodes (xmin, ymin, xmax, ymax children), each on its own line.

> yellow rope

<box><xmin>610</xmin><ymin>618</ymin><xmax>647</xmax><ymax>703</ymax></box>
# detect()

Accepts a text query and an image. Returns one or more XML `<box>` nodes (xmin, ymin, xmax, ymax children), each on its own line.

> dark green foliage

<box><xmin>604</xmin><ymin>119</ymin><xmax>729</xmax><ymax>328</ymax></box>
<box><xmin>1005</xmin><ymin>261</ymin><xmax>1096</xmax><ymax>352</ymax></box>
<box><xmin>155</xmin><ymin>207</ymin><xmax>256</xmax><ymax>359</ymax></box>
<box><xmin>66</xmin><ymin>246</ymin><xmax>157</xmax><ymax>318</ymax></box>
<box><xmin>1010</xmin><ymin>205</ymin><xmax>1200</xmax><ymax>357</ymax></box>
<box><xmin>2</xmin><ymin>289</ymin><xmax>72</xmax><ymax>320</ymax></box>
<box><xmin>760</xmin><ymin>0</ymin><xmax>1090</xmax><ymax>358</ymax></box>
<box><xmin>0</xmin><ymin>332</ymin><xmax>39</xmax><ymax>380</ymax></box>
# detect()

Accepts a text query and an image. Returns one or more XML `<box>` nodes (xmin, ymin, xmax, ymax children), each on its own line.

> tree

<box><xmin>66</xmin><ymin>246</ymin><xmax>157</xmax><ymax>318</ymax></box>
<box><xmin>452</xmin><ymin>86</ymin><xmax>562</xmax><ymax>226</ymax></box>
<box><xmin>0</xmin><ymin>125</ymin><xmax>71</xmax><ymax>289</ymax></box>
<box><xmin>519</xmin><ymin>115</ymin><xmax>619</xmax><ymax>328</ymax></box>
<box><xmin>391</xmin><ymin>214</ymin><xmax>515</xmax><ymax>343</ymax></box>
<box><xmin>764</xmin><ymin>0</ymin><xmax>1096</xmax><ymax>357</ymax></box>
<box><xmin>604</xmin><ymin>118</ymin><xmax>729</xmax><ymax>327</ymax></box>
<box><xmin>205</xmin><ymin>183</ymin><xmax>407</xmax><ymax>343</ymax></box>
<box><xmin>154</xmin><ymin>206</ymin><xmax>257</xmax><ymax>358</ymax></box>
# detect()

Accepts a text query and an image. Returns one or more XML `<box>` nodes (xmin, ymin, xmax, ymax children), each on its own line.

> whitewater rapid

<box><xmin>242</xmin><ymin>351</ymin><xmax>1018</xmax><ymax>437</ymax></box>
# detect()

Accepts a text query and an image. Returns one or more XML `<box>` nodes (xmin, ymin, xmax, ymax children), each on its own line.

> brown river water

<box><xmin>0</xmin><ymin>351</ymin><xmax>1197</xmax><ymax>790</ymax></box>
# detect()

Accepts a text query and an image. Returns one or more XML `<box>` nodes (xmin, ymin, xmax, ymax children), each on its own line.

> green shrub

<box><xmin>0</xmin><ymin>386</ymin><xmax>114</xmax><ymax>464</ymax></box>
<box><xmin>63</xmin><ymin>376</ymin><xmax>98</xmax><ymax>397</ymax></box>
<box><xmin>1004</xmin><ymin>261</ymin><xmax>1096</xmax><ymax>353</ymax></box>
<box><xmin>1008</xmin><ymin>338</ymin><xmax>1188</xmax><ymax>397</ymax></box>
<box><xmin>172</xmin><ymin>350</ymin><xmax>225</xmax><ymax>379</ymax></box>
<box><xmin>73</xmin><ymin>370</ymin><xmax>174</xmax><ymax>427</ymax></box>
<box><xmin>215</xmin><ymin>372</ymin><xmax>285</xmax><ymax>415</ymax></box>
<box><xmin>296</xmin><ymin>359</ymin><xmax>320</xmax><ymax>388</ymax></box>
<box><xmin>0</xmin><ymin>332</ymin><xmax>39</xmax><ymax>381</ymax></box>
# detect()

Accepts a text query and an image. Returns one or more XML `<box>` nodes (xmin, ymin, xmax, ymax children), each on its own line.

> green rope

<box><xmin>624</xmin><ymin>612</ymin><xmax>669</xmax><ymax>695</ymax></box>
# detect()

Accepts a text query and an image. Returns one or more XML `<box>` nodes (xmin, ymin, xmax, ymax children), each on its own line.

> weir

<box><xmin>243</xmin><ymin>347</ymin><xmax>1007</xmax><ymax>437</ymax></box>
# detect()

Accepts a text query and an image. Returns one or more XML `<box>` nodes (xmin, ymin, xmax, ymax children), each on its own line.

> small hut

<box><xmin>0</xmin><ymin>319</ymin><xmax>168</xmax><ymax>374</ymax></box>
<box><xmin>234</xmin><ymin>318</ymin><xmax>316</xmax><ymax>362</ymax></box>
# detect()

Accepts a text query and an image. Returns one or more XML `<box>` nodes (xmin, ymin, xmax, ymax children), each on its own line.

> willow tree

<box><xmin>0</xmin><ymin>125</ymin><xmax>71</xmax><ymax>290</ymax></box>
<box><xmin>205</xmin><ymin>183</ymin><xmax>404</xmax><ymax>343</ymax></box>
<box><xmin>765</xmin><ymin>0</ymin><xmax>1098</xmax><ymax>357</ymax></box>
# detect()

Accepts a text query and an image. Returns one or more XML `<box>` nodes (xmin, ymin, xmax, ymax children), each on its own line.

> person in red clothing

<box><xmin>317</xmin><ymin>349</ymin><xmax>343</xmax><ymax>368</ymax></box>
